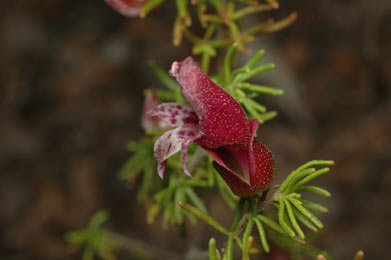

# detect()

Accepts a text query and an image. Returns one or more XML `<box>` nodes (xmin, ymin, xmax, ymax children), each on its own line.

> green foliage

<box><xmin>270</xmin><ymin>161</ymin><xmax>333</xmax><ymax>243</ymax></box>
<box><xmin>139</xmin><ymin>0</ymin><xmax>297</xmax><ymax>74</ymax></box>
<box><xmin>209</xmin><ymin>237</ymin><xmax>222</xmax><ymax>260</ymax></box>
<box><xmin>118</xmin><ymin>138</ymin><xmax>161</xmax><ymax>202</ymax></box>
<box><xmin>218</xmin><ymin>44</ymin><xmax>283</xmax><ymax>123</ymax></box>
<box><xmin>179</xmin><ymin>160</ymin><xmax>334</xmax><ymax>260</ymax></box>
<box><xmin>270</xmin><ymin>232</ymin><xmax>331</xmax><ymax>260</ymax></box>
<box><xmin>65</xmin><ymin>211</ymin><xmax>118</xmax><ymax>260</ymax></box>
<box><xmin>146</xmin><ymin>147</ymin><xmax>239</xmax><ymax>227</ymax></box>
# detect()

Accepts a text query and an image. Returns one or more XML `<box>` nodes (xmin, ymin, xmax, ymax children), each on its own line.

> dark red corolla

<box><xmin>150</xmin><ymin>57</ymin><xmax>274</xmax><ymax>197</ymax></box>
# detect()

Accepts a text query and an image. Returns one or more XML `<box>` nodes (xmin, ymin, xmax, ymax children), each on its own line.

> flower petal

<box><xmin>149</xmin><ymin>102</ymin><xmax>198</xmax><ymax>128</ymax></box>
<box><xmin>250</xmin><ymin>140</ymin><xmax>274</xmax><ymax>189</ymax></box>
<box><xmin>170</xmin><ymin>57</ymin><xmax>250</xmax><ymax>148</ymax></box>
<box><xmin>206</xmin><ymin>144</ymin><xmax>249</xmax><ymax>182</ymax></box>
<box><xmin>141</xmin><ymin>90</ymin><xmax>169</xmax><ymax>131</ymax></box>
<box><xmin>154</xmin><ymin>126</ymin><xmax>200</xmax><ymax>178</ymax></box>
<box><xmin>213</xmin><ymin>161</ymin><xmax>254</xmax><ymax>197</ymax></box>
<box><xmin>204</xmin><ymin>119</ymin><xmax>259</xmax><ymax>184</ymax></box>
<box><xmin>206</xmin><ymin>118</ymin><xmax>274</xmax><ymax>197</ymax></box>
<box><xmin>247</xmin><ymin>119</ymin><xmax>259</xmax><ymax>182</ymax></box>
<box><xmin>104</xmin><ymin>0</ymin><xmax>146</xmax><ymax>17</ymax></box>
<box><xmin>212</xmin><ymin>140</ymin><xmax>274</xmax><ymax>197</ymax></box>
<box><xmin>247</xmin><ymin>118</ymin><xmax>274</xmax><ymax>188</ymax></box>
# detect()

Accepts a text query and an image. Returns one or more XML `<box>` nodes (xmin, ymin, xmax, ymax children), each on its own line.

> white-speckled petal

<box><xmin>154</xmin><ymin>125</ymin><xmax>200</xmax><ymax>178</ymax></box>
<box><xmin>149</xmin><ymin>102</ymin><xmax>198</xmax><ymax>127</ymax></box>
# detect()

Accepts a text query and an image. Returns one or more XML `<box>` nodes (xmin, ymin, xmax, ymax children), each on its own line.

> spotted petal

<box><xmin>149</xmin><ymin>103</ymin><xmax>198</xmax><ymax>128</ymax></box>
<box><xmin>170</xmin><ymin>57</ymin><xmax>250</xmax><ymax>148</ymax></box>
<box><xmin>154</xmin><ymin>125</ymin><xmax>200</xmax><ymax>178</ymax></box>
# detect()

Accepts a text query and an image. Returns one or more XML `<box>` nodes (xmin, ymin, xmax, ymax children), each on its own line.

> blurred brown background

<box><xmin>0</xmin><ymin>0</ymin><xmax>390</xmax><ymax>259</ymax></box>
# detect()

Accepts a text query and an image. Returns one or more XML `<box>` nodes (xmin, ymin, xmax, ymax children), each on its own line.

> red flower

<box><xmin>150</xmin><ymin>57</ymin><xmax>274</xmax><ymax>197</ymax></box>
<box><xmin>104</xmin><ymin>0</ymin><xmax>147</xmax><ymax>17</ymax></box>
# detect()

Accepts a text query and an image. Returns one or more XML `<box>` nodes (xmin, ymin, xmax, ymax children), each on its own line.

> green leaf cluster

<box><xmin>272</xmin><ymin>160</ymin><xmax>334</xmax><ymax>241</ymax></box>
<box><xmin>146</xmin><ymin>148</ymin><xmax>239</xmax><ymax>227</ymax></box>
<box><xmin>65</xmin><ymin>211</ymin><xmax>118</xmax><ymax>260</ymax></box>
<box><xmin>179</xmin><ymin>160</ymin><xmax>334</xmax><ymax>260</ymax></box>
<box><xmin>217</xmin><ymin>44</ymin><xmax>283</xmax><ymax>123</ymax></box>
<box><xmin>118</xmin><ymin>138</ymin><xmax>162</xmax><ymax>202</ymax></box>
<box><xmin>140</xmin><ymin>0</ymin><xmax>297</xmax><ymax>73</ymax></box>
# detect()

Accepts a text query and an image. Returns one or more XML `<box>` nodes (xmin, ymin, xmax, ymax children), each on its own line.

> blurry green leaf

<box><xmin>292</xmin><ymin>168</ymin><xmax>330</xmax><ymax>191</ymax></box>
<box><xmin>155</xmin><ymin>89</ymin><xmax>177</xmax><ymax>101</ymax></box>
<box><xmin>271</xmin><ymin>232</ymin><xmax>331</xmax><ymax>260</ymax></box>
<box><xmin>179</xmin><ymin>201</ymin><xmax>228</xmax><ymax>235</ymax></box>
<box><xmin>232</xmin><ymin>5</ymin><xmax>273</xmax><ymax>20</ymax></box>
<box><xmin>301</xmin><ymin>199</ymin><xmax>328</xmax><ymax>213</ymax></box>
<box><xmin>147</xmin><ymin>204</ymin><xmax>161</xmax><ymax>224</ymax></box>
<box><xmin>185</xmin><ymin>187</ymin><xmax>208</xmax><ymax>213</ymax></box>
<box><xmin>66</xmin><ymin>210</ymin><xmax>118</xmax><ymax>260</ymax></box>
<box><xmin>244</xmin><ymin>49</ymin><xmax>265</xmax><ymax>69</ymax></box>
<box><xmin>215</xmin><ymin>171</ymin><xmax>239</xmax><ymax>209</ymax></box>
<box><xmin>295</xmin><ymin>186</ymin><xmax>331</xmax><ymax>197</ymax></box>
<box><xmin>224</xmin><ymin>44</ymin><xmax>237</xmax><ymax>85</ymax></box>
<box><xmin>242</xmin><ymin>216</ymin><xmax>254</xmax><ymax>260</ymax></box>
<box><xmin>140</xmin><ymin>0</ymin><xmax>165</xmax><ymax>18</ymax></box>
<box><xmin>236</xmin><ymin>82</ymin><xmax>284</xmax><ymax>95</ymax></box>
<box><xmin>234</xmin><ymin>63</ymin><xmax>275</xmax><ymax>83</ymax></box>
<box><xmin>174</xmin><ymin>188</ymin><xmax>186</xmax><ymax>223</ymax></box>
<box><xmin>257</xmin><ymin>111</ymin><xmax>278</xmax><ymax>123</ymax></box>
<box><xmin>209</xmin><ymin>238</ymin><xmax>221</xmax><ymax>260</ymax></box>
<box><xmin>254</xmin><ymin>217</ymin><xmax>270</xmax><ymax>253</ymax></box>
<box><xmin>225</xmin><ymin>235</ymin><xmax>234</xmax><ymax>260</ymax></box>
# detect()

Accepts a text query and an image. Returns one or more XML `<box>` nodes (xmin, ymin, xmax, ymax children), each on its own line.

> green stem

<box><xmin>292</xmin><ymin>168</ymin><xmax>330</xmax><ymax>191</ymax></box>
<box><xmin>254</xmin><ymin>217</ymin><xmax>270</xmax><ymax>253</ymax></box>
<box><xmin>242</xmin><ymin>216</ymin><xmax>254</xmax><ymax>260</ymax></box>
<box><xmin>179</xmin><ymin>202</ymin><xmax>229</xmax><ymax>235</ymax></box>
<box><xmin>242</xmin><ymin>198</ymin><xmax>258</xmax><ymax>260</ymax></box>
<box><xmin>224</xmin><ymin>43</ymin><xmax>237</xmax><ymax>85</ymax></box>
<box><xmin>229</xmin><ymin>197</ymin><xmax>246</xmax><ymax>232</ymax></box>
<box><xmin>287</xmin><ymin>197</ymin><xmax>323</xmax><ymax>229</ymax></box>
<box><xmin>235</xmin><ymin>82</ymin><xmax>284</xmax><ymax>96</ymax></box>
<box><xmin>233</xmin><ymin>63</ymin><xmax>275</xmax><ymax>83</ymax></box>
<box><xmin>225</xmin><ymin>234</ymin><xmax>234</xmax><ymax>260</ymax></box>
<box><xmin>281</xmin><ymin>168</ymin><xmax>315</xmax><ymax>194</ymax></box>
<box><xmin>278</xmin><ymin>199</ymin><xmax>295</xmax><ymax>237</ymax></box>
<box><xmin>201</xmin><ymin>52</ymin><xmax>211</xmax><ymax>74</ymax></box>
<box><xmin>209</xmin><ymin>238</ymin><xmax>219</xmax><ymax>260</ymax></box>
<box><xmin>188</xmin><ymin>147</ymin><xmax>206</xmax><ymax>173</ymax></box>
<box><xmin>232</xmin><ymin>4</ymin><xmax>273</xmax><ymax>20</ymax></box>
<box><xmin>244</xmin><ymin>49</ymin><xmax>265</xmax><ymax>69</ymax></box>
